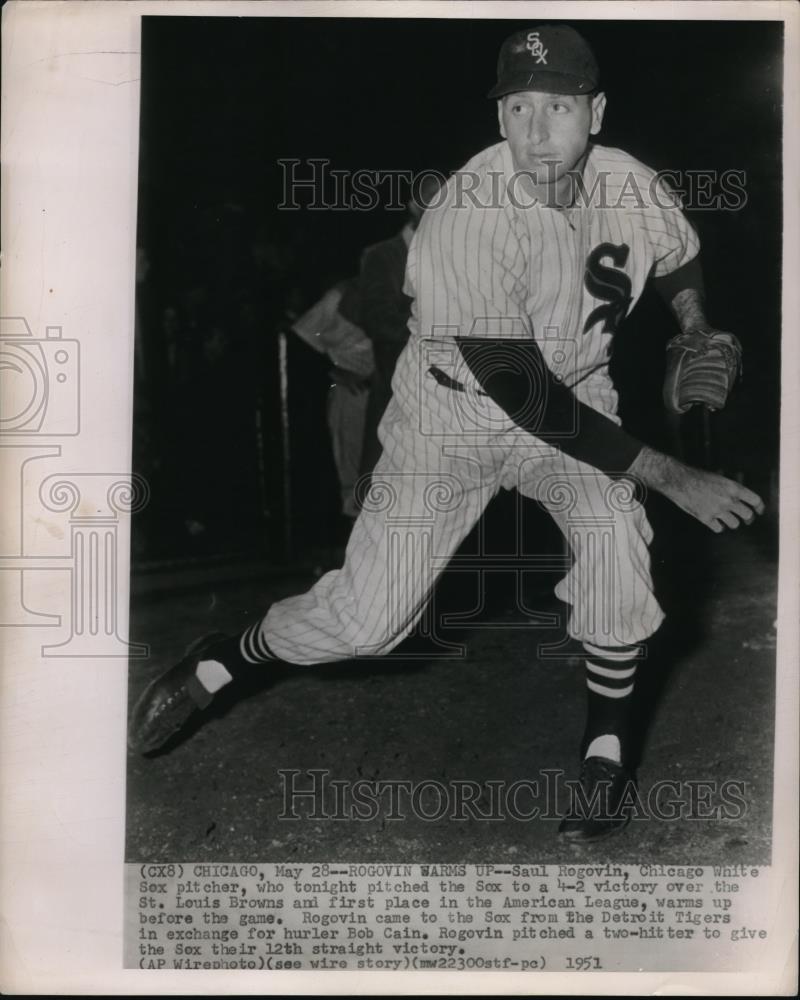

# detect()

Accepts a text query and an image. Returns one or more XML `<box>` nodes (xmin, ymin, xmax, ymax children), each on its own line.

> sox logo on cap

<box><xmin>526</xmin><ymin>31</ymin><xmax>548</xmax><ymax>63</ymax></box>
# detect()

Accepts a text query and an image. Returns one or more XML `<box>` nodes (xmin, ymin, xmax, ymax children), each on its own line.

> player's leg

<box><xmin>516</xmin><ymin>445</ymin><xmax>660</xmax><ymax>840</ymax></box>
<box><xmin>251</xmin><ymin>447</ymin><xmax>492</xmax><ymax>664</ymax></box>
<box><xmin>129</xmin><ymin>395</ymin><xmax>499</xmax><ymax>753</ymax></box>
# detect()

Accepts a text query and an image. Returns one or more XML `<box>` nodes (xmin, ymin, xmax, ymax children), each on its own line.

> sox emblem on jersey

<box><xmin>583</xmin><ymin>242</ymin><xmax>633</xmax><ymax>336</ymax></box>
<box><xmin>525</xmin><ymin>32</ymin><xmax>548</xmax><ymax>64</ymax></box>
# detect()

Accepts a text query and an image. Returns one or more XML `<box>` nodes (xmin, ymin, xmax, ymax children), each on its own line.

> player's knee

<box><xmin>334</xmin><ymin>607</ymin><xmax>409</xmax><ymax>656</ymax></box>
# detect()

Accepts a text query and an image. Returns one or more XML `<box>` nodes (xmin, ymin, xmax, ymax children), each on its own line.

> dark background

<box><xmin>126</xmin><ymin>14</ymin><xmax>781</xmax><ymax>866</ymax></box>
<box><xmin>132</xmin><ymin>16</ymin><xmax>782</xmax><ymax>567</ymax></box>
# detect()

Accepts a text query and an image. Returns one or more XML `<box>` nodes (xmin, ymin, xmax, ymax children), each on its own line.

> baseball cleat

<box><xmin>558</xmin><ymin>756</ymin><xmax>635</xmax><ymax>843</ymax></box>
<box><xmin>128</xmin><ymin>633</ymin><xmax>229</xmax><ymax>755</ymax></box>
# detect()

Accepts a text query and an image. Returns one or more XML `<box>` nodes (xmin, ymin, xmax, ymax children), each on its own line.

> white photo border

<box><xmin>0</xmin><ymin>0</ymin><xmax>797</xmax><ymax>994</ymax></box>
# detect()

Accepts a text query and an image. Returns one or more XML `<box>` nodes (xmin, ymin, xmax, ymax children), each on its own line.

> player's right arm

<box><xmin>456</xmin><ymin>336</ymin><xmax>644</xmax><ymax>474</ymax></box>
<box><xmin>455</xmin><ymin>337</ymin><xmax>762</xmax><ymax>530</ymax></box>
<box><xmin>411</xmin><ymin>180</ymin><xmax>763</xmax><ymax>530</ymax></box>
<box><xmin>629</xmin><ymin>446</ymin><xmax>764</xmax><ymax>532</ymax></box>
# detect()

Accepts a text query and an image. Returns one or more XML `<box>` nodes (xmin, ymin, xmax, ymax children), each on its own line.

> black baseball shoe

<box><xmin>128</xmin><ymin>633</ymin><xmax>230</xmax><ymax>755</ymax></box>
<box><xmin>558</xmin><ymin>756</ymin><xmax>636</xmax><ymax>842</ymax></box>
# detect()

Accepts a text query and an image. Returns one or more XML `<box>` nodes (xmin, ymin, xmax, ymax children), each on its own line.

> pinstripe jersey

<box><xmin>402</xmin><ymin>141</ymin><xmax>699</xmax><ymax>420</ymax></box>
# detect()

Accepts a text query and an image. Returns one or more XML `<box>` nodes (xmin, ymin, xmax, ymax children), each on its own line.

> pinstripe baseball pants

<box><xmin>257</xmin><ymin>341</ymin><xmax>664</xmax><ymax>664</ymax></box>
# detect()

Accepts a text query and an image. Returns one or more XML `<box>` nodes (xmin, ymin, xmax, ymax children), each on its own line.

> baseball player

<box><xmin>130</xmin><ymin>25</ymin><xmax>763</xmax><ymax>841</ymax></box>
<box><xmin>289</xmin><ymin>278</ymin><xmax>374</xmax><ymax>518</ymax></box>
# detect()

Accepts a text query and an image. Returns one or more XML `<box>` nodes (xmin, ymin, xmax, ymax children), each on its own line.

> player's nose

<box><xmin>527</xmin><ymin>109</ymin><xmax>549</xmax><ymax>145</ymax></box>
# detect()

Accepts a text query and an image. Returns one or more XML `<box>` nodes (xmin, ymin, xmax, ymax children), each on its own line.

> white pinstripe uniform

<box><xmin>247</xmin><ymin>141</ymin><xmax>699</xmax><ymax>666</ymax></box>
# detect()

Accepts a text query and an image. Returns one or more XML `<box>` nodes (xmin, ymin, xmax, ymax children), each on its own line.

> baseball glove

<box><xmin>663</xmin><ymin>329</ymin><xmax>742</xmax><ymax>414</ymax></box>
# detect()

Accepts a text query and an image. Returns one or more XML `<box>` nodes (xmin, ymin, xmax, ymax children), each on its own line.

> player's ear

<box><xmin>497</xmin><ymin>98</ymin><xmax>507</xmax><ymax>139</ymax></box>
<box><xmin>589</xmin><ymin>92</ymin><xmax>607</xmax><ymax>135</ymax></box>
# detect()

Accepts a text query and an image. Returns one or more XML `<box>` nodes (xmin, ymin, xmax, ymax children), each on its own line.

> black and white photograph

<box><xmin>0</xmin><ymin>0</ymin><xmax>797</xmax><ymax>993</ymax></box>
<box><xmin>127</xmin><ymin>12</ymin><xmax>781</xmax><ymax>860</ymax></box>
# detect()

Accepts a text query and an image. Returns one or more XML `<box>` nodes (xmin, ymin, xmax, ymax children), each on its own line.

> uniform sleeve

<box><xmin>457</xmin><ymin>339</ymin><xmax>643</xmax><ymax>476</ymax></box>
<box><xmin>653</xmin><ymin>254</ymin><xmax>705</xmax><ymax>306</ymax></box>
<box><xmin>647</xmin><ymin>178</ymin><xmax>701</xmax><ymax>278</ymax></box>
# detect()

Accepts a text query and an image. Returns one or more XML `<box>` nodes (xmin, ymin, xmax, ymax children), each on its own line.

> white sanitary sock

<box><xmin>195</xmin><ymin>658</ymin><xmax>233</xmax><ymax>694</ymax></box>
<box><xmin>584</xmin><ymin>734</ymin><xmax>621</xmax><ymax>764</ymax></box>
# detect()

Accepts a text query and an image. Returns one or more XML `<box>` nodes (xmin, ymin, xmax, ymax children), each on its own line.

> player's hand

<box><xmin>667</xmin><ymin>466</ymin><xmax>764</xmax><ymax>532</ymax></box>
<box><xmin>630</xmin><ymin>447</ymin><xmax>765</xmax><ymax>532</ymax></box>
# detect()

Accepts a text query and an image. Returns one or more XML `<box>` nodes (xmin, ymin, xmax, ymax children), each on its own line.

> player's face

<box><xmin>498</xmin><ymin>91</ymin><xmax>606</xmax><ymax>182</ymax></box>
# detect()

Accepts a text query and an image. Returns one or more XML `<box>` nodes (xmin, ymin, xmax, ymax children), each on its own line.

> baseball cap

<box><xmin>488</xmin><ymin>24</ymin><xmax>599</xmax><ymax>98</ymax></box>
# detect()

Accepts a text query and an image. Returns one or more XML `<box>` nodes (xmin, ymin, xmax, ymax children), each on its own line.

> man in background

<box><xmin>290</xmin><ymin>278</ymin><xmax>374</xmax><ymax>519</ymax></box>
<box><xmin>355</xmin><ymin>174</ymin><xmax>445</xmax><ymax>476</ymax></box>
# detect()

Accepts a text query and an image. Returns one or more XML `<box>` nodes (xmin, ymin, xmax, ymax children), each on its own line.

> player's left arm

<box><xmin>654</xmin><ymin>256</ymin><xmax>743</xmax><ymax>415</ymax></box>
<box><xmin>654</xmin><ymin>255</ymin><xmax>706</xmax><ymax>331</ymax></box>
<box><xmin>647</xmin><ymin>178</ymin><xmax>742</xmax><ymax>415</ymax></box>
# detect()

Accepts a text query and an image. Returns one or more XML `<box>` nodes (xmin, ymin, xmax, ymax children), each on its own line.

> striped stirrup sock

<box><xmin>194</xmin><ymin>626</ymin><xmax>278</xmax><ymax>695</ymax></box>
<box><xmin>240</xmin><ymin>622</ymin><xmax>280</xmax><ymax>665</ymax></box>
<box><xmin>581</xmin><ymin>640</ymin><xmax>640</xmax><ymax>765</ymax></box>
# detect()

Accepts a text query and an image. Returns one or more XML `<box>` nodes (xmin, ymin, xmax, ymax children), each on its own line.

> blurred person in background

<box><xmin>289</xmin><ymin>277</ymin><xmax>374</xmax><ymax>519</ymax></box>
<box><xmin>355</xmin><ymin>173</ymin><xmax>446</xmax><ymax>478</ymax></box>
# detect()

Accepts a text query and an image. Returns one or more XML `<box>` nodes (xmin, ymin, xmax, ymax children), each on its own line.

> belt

<box><xmin>428</xmin><ymin>366</ymin><xmax>488</xmax><ymax>396</ymax></box>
